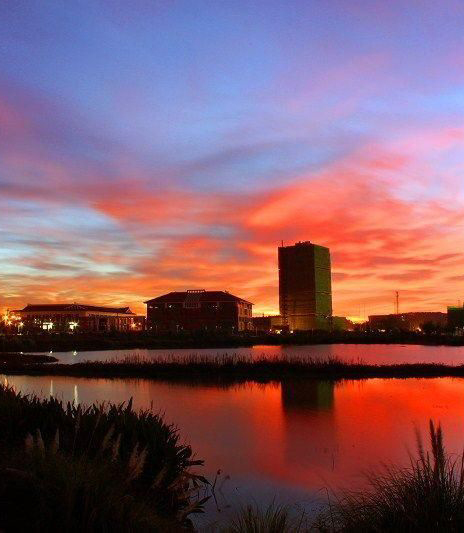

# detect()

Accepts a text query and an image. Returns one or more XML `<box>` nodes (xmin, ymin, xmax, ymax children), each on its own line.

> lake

<box><xmin>43</xmin><ymin>342</ymin><xmax>464</xmax><ymax>365</ymax></box>
<box><xmin>4</xmin><ymin>345</ymin><xmax>464</xmax><ymax>528</ymax></box>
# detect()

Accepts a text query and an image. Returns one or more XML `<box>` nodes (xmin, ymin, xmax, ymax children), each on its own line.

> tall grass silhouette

<box><xmin>0</xmin><ymin>385</ymin><xmax>208</xmax><ymax>531</ymax></box>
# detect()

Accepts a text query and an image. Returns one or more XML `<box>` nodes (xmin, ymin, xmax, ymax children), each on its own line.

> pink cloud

<box><xmin>2</xmin><ymin>79</ymin><xmax>464</xmax><ymax>318</ymax></box>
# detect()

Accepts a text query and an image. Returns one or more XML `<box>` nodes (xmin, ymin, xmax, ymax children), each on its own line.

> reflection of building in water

<box><xmin>281</xmin><ymin>380</ymin><xmax>337</xmax><ymax>472</ymax></box>
<box><xmin>281</xmin><ymin>379</ymin><xmax>334</xmax><ymax>412</ymax></box>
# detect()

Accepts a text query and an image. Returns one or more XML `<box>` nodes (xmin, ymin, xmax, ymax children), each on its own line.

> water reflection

<box><xmin>40</xmin><ymin>343</ymin><xmax>464</xmax><ymax>365</ymax></box>
<box><xmin>281</xmin><ymin>379</ymin><xmax>334</xmax><ymax>412</ymax></box>
<box><xmin>3</xmin><ymin>374</ymin><xmax>464</xmax><ymax>524</ymax></box>
<box><xmin>281</xmin><ymin>380</ymin><xmax>337</xmax><ymax>484</ymax></box>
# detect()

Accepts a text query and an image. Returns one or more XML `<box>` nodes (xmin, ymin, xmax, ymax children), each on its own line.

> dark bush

<box><xmin>0</xmin><ymin>385</ymin><xmax>209</xmax><ymax>531</ymax></box>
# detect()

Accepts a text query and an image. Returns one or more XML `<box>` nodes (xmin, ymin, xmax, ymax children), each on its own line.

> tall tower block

<box><xmin>278</xmin><ymin>241</ymin><xmax>332</xmax><ymax>331</ymax></box>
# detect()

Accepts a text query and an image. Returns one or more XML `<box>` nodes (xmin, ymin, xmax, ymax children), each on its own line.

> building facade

<box><xmin>368</xmin><ymin>312</ymin><xmax>447</xmax><ymax>331</ymax></box>
<box><xmin>278</xmin><ymin>241</ymin><xmax>332</xmax><ymax>331</ymax></box>
<box><xmin>145</xmin><ymin>289</ymin><xmax>253</xmax><ymax>333</ymax></box>
<box><xmin>447</xmin><ymin>306</ymin><xmax>464</xmax><ymax>330</ymax></box>
<box><xmin>252</xmin><ymin>315</ymin><xmax>286</xmax><ymax>333</ymax></box>
<box><xmin>16</xmin><ymin>303</ymin><xmax>136</xmax><ymax>333</ymax></box>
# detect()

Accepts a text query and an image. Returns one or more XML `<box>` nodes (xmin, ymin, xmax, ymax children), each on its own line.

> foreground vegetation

<box><xmin>0</xmin><ymin>385</ymin><xmax>208</xmax><ymax>531</ymax></box>
<box><xmin>229</xmin><ymin>422</ymin><xmax>464</xmax><ymax>532</ymax></box>
<box><xmin>5</xmin><ymin>354</ymin><xmax>464</xmax><ymax>383</ymax></box>
<box><xmin>2</xmin><ymin>383</ymin><xmax>464</xmax><ymax>531</ymax></box>
<box><xmin>316</xmin><ymin>421</ymin><xmax>464</xmax><ymax>531</ymax></box>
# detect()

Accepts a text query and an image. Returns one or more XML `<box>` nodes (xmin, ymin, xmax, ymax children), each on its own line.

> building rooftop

<box><xmin>20</xmin><ymin>304</ymin><xmax>135</xmax><ymax>315</ymax></box>
<box><xmin>145</xmin><ymin>290</ymin><xmax>252</xmax><ymax>305</ymax></box>
<box><xmin>369</xmin><ymin>311</ymin><xmax>447</xmax><ymax>319</ymax></box>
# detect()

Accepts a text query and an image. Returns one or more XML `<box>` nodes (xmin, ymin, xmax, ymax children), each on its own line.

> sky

<box><xmin>1</xmin><ymin>0</ymin><xmax>464</xmax><ymax>318</ymax></box>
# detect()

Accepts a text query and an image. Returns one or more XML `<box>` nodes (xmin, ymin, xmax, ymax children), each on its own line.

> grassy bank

<box><xmin>0</xmin><ymin>352</ymin><xmax>58</xmax><ymax>364</ymax></box>
<box><xmin>2</xmin><ymin>329</ymin><xmax>464</xmax><ymax>352</ymax></box>
<box><xmin>315</xmin><ymin>421</ymin><xmax>464</xmax><ymax>531</ymax></box>
<box><xmin>0</xmin><ymin>385</ymin><xmax>208</xmax><ymax>531</ymax></box>
<box><xmin>228</xmin><ymin>422</ymin><xmax>464</xmax><ymax>532</ymax></box>
<box><xmin>5</xmin><ymin>354</ymin><xmax>464</xmax><ymax>383</ymax></box>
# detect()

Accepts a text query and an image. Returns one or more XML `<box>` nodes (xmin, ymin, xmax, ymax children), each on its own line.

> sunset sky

<box><xmin>1</xmin><ymin>1</ymin><xmax>464</xmax><ymax>317</ymax></box>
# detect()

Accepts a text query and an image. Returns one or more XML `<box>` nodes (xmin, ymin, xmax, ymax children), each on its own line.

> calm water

<box><xmin>44</xmin><ymin>343</ymin><xmax>464</xmax><ymax>365</ymax></box>
<box><xmin>4</xmin><ymin>369</ymin><xmax>464</xmax><ymax>528</ymax></box>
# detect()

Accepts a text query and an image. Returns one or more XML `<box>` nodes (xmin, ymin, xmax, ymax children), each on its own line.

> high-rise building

<box><xmin>278</xmin><ymin>241</ymin><xmax>332</xmax><ymax>331</ymax></box>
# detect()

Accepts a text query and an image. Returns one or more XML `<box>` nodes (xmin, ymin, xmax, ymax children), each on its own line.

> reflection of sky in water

<box><xmin>3</xmin><ymin>373</ymin><xmax>464</xmax><ymax>526</ymax></box>
<box><xmin>43</xmin><ymin>343</ymin><xmax>464</xmax><ymax>365</ymax></box>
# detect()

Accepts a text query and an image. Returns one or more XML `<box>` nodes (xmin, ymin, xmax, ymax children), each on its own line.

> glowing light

<box><xmin>347</xmin><ymin>316</ymin><xmax>368</xmax><ymax>324</ymax></box>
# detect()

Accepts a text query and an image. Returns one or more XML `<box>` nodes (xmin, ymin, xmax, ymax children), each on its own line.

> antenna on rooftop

<box><xmin>395</xmin><ymin>291</ymin><xmax>399</xmax><ymax>315</ymax></box>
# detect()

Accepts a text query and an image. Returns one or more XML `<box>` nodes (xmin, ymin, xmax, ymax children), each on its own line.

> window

<box><xmin>183</xmin><ymin>302</ymin><xmax>200</xmax><ymax>308</ymax></box>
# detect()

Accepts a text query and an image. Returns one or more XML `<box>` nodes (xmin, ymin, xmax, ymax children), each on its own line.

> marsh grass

<box><xmin>225</xmin><ymin>422</ymin><xmax>464</xmax><ymax>532</ymax></box>
<box><xmin>316</xmin><ymin>420</ymin><xmax>464</xmax><ymax>532</ymax></box>
<box><xmin>5</xmin><ymin>353</ymin><xmax>464</xmax><ymax>383</ymax></box>
<box><xmin>1</xmin><ymin>446</ymin><xmax>176</xmax><ymax>532</ymax></box>
<box><xmin>0</xmin><ymin>385</ymin><xmax>209</xmax><ymax>531</ymax></box>
<box><xmin>224</xmin><ymin>502</ymin><xmax>307</xmax><ymax>533</ymax></box>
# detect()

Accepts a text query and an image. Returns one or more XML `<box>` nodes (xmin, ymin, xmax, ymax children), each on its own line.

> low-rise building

<box><xmin>145</xmin><ymin>289</ymin><xmax>253</xmax><ymax>333</ymax></box>
<box><xmin>132</xmin><ymin>315</ymin><xmax>147</xmax><ymax>331</ymax></box>
<box><xmin>332</xmin><ymin>316</ymin><xmax>355</xmax><ymax>331</ymax></box>
<box><xmin>448</xmin><ymin>305</ymin><xmax>464</xmax><ymax>330</ymax></box>
<box><xmin>368</xmin><ymin>312</ymin><xmax>447</xmax><ymax>332</ymax></box>
<box><xmin>17</xmin><ymin>303</ymin><xmax>136</xmax><ymax>333</ymax></box>
<box><xmin>252</xmin><ymin>315</ymin><xmax>285</xmax><ymax>333</ymax></box>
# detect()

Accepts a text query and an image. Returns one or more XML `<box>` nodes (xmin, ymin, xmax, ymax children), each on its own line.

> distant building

<box><xmin>252</xmin><ymin>315</ymin><xmax>286</xmax><ymax>333</ymax></box>
<box><xmin>448</xmin><ymin>305</ymin><xmax>464</xmax><ymax>330</ymax></box>
<box><xmin>132</xmin><ymin>315</ymin><xmax>147</xmax><ymax>331</ymax></box>
<box><xmin>368</xmin><ymin>312</ymin><xmax>447</xmax><ymax>332</ymax></box>
<box><xmin>278</xmin><ymin>241</ymin><xmax>332</xmax><ymax>331</ymax></box>
<box><xmin>17</xmin><ymin>303</ymin><xmax>136</xmax><ymax>333</ymax></box>
<box><xmin>332</xmin><ymin>316</ymin><xmax>355</xmax><ymax>331</ymax></box>
<box><xmin>145</xmin><ymin>289</ymin><xmax>253</xmax><ymax>333</ymax></box>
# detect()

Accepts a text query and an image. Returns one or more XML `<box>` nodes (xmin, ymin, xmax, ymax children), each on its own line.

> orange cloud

<box><xmin>2</xmin><ymin>78</ymin><xmax>464</xmax><ymax>319</ymax></box>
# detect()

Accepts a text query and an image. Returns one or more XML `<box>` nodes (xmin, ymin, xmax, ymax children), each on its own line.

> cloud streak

<box><xmin>1</xmin><ymin>1</ymin><xmax>464</xmax><ymax>317</ymax></box>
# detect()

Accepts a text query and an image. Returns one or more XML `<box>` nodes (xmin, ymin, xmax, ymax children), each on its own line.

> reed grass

<box><xmin>315</xmin><ymin>420</ymin><xmax>464</xmax><ymax>532</ymax></box>
<box><xmin>224</xmin><ymin>502</ymin><xmax>304</xmax><ymax>533</ymax></box>
<box><xmin>5</xmin><ymin>353</ymin><xmax>464</xmax><ymax>383</ymax></box>
<box><xmin>0</xmin><ymin>384</ymin><xmax>209</xmax><ymax>531</ymax></box>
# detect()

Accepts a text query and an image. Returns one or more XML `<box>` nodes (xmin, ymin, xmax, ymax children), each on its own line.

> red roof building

<box><xmin>17</xmin><ymin>303</ymin><xmax>136</xmax><ymax>333</ymax></box>
<box><xmin>145</xmin><ymin>290</ymin><xmax>253</xmax><ymax>333</ymax></box>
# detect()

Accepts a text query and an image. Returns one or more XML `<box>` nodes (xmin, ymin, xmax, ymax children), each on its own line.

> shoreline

<box><xmin>2</xmin><ymin>331</ymin><xmax>464</xmax><ymax>353</ymax></box>
<box><xmin>4</xmin><ymin>355</ymin><xmax>464</xmax><ymax>383</ymax></box>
